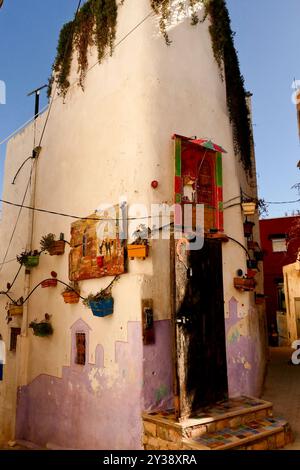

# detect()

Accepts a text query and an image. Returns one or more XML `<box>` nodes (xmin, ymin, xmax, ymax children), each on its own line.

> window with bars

<box><xmin>10</xmin><ymin>328</ymin><xmax>21</xmax><ymax>352</ymax></box>
<box><xmin>76</xmin><ymin>333</ymin><xmax>86</xmax><ymax>365</ymax></box>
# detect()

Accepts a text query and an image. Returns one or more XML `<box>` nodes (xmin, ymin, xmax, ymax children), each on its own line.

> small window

<box><xmin>272</xmin><ymin>238</ymin><xmax>287</xmax><ymax>253</ymax></box>
<box><xmin>10</xmin><ymin>328</ymin><xmax>21</xmax><ymax>352</ymax></box>
<box><xmin>76</xmin><ymin>333</ymin><xmax>86</xmax><ymax>365</ymax></box>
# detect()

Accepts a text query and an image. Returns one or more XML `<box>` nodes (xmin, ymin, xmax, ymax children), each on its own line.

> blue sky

<box><xmin>0</xmin><ymin>0</ymin><xmax>299</xmax><ymax>218</ymax></box>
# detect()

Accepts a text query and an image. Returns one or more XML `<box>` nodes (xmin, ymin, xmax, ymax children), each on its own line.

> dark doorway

<box><xmin>176</xmin><ymin>238</ymin><xmax>228</xmax><ymax>417</ymax></box>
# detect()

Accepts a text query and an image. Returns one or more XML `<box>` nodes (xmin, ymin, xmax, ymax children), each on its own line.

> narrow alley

<box><xmin>263</xmin><ymin>348</ymin><xmax>300</xmax><ymax>450</ymax></box>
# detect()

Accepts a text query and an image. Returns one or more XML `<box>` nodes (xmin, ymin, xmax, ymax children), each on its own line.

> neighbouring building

<box><xmin>260</xmin><ymin>216</ymin><xmax>300</xmax><ymax>345</ymax></box>
<box><xmin>0</xmin><ymin>0</ymin><xmax>291</xmax><ymax>451</ymax></box>
<box><xmin>283</xmin><ymin>256</ymin><xmax>300</xmax><ymax>344</ymax></box>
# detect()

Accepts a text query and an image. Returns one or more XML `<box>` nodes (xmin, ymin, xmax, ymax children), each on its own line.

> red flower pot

<box><xmin>62</xmin><ymin>291</ymin><xmax>80</xmax><ymax>304</ymax></box>
<box><xmin>41</xmin><ymin>279</ymin><xmax>58</xmax><ymax>288</ymax></box>
<box><xmin>48</xmin><ymin>240</ymin><xmax>65</xmax><ymax>256</ymax></box>
<box><xmin>234</xmin><ymin>277</ymin><xmax>256</xmax><ymax>291</ymax></box>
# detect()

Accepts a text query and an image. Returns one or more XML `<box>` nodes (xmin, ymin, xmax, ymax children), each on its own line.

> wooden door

<box><xmin>175</xmin><ymin>238</ymin><xmax>228</xmax><ymax>418</ymax></box>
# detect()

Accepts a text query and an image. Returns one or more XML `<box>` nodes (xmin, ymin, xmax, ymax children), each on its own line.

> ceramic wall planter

<box><xmin>89</xmin><ymin>298</ymin><xmax>114</xmax><ymax>317</ymax></box>
<box><xmin>41</xmin><ymin>279</ymin><xmax>58</xmax><ymax>288</ymax></box>
<box><xmin>234</xmin><ymin>277</ymin><xmax>256</xmax><ymax>291</ymax></box>
<box><xmin>62</xmin><ymin>291</ymin><xmax>80</xmax><ymax>304</ymax></box>
<box><xmin>243</xmin><ymin>221</ymin><xmax>255</xmax><ymax>238</ymax></box>
<box><xmin>24</xmin><ymin>255</ymin><xmax>40</xmax><ymax>268</ymax></box>
<box><xmin>127</xmin><ymin>244</ymin><xmax>149</xmax><ymax>260</ymax></box>
<box><xmin>48</xmin><ymin>240</ymin><xmax>65</xmax><ymax>256</ymax></box>
<box><xmin>242</xmin><ymin>202</ymin><xmax>256</xmax><ymax>216</ymax></box>
<box><xmin>8</xmin><ymin>304</ymin><xmax>23</xmax><ymax>316</ymax></box>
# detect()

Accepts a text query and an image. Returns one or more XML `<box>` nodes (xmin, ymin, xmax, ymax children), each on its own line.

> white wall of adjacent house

<box><xmin>284</xmin><ymin>262</ymin><xmax>300</xmax><ymax>343</ymax></box>
<box><xmin>0</xmin><ymin>0</ymin><xmax>263</xmax><ymax>443</ymax></box>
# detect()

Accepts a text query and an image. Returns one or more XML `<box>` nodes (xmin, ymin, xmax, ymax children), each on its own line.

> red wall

<box><xmin>260</xmin><ymin>216</ymin><xmax>300</xmax><ymax>330</ymax></box>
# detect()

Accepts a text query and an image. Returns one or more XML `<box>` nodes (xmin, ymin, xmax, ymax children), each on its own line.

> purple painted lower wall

<box><xmin>16</xmin><ymin>319</ymin><xmax>173</xmax><ymax>450</ymax></box>
<box><xmin>143</xmin><ymin>320</ymin><xmax>173</xmax><ymax>411</ymax></box>
<box><xmin>225</xmin><ymin>297</ymin><xmax>263</xmax><ymax>397</ymax></box>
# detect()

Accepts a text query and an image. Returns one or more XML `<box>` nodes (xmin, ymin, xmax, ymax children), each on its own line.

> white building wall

<box><xmin>0</xmin><ymin>0</ymin><xmax>264</xmax><ymax>446</ymax></box>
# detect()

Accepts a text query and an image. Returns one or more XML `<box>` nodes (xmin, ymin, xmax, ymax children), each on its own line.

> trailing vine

<box><xmin>50</xmin><ymin>0</ymin><xmax>119</xmax><ymax>97</ymax></box>
<box><xmin>150</xmin><ymin>1</ymin><xmax>202</xmax><ymax>45</ymax></box>
<box><xmin>202</xmin><ymin>0</ymin><xmax>253</xmax><ymax>174</ymax></box>
<box><xmin>49</xmin><ymin>0</ymin><xmax>253</xmax><ymax>175</ymax></box>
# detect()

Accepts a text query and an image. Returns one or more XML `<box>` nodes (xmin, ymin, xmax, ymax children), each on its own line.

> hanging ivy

<box><xmin>50</xmin><ymin>0</ymin><xmax>119</xmax><ymax>97</ymax></box>
<box><xmin>202</xmin><ymin>0</ymin><xmax>253</xmax><ymax>174</ymax></box>
<box><xmin>150</xmin><ymin>0</ymin><xmax>202</xmax><ymax>45</ymax></box>
<box><xmin>49</xmin><ymin>0</ymin><xmax>253</xmax><ymax>175</ymax></box>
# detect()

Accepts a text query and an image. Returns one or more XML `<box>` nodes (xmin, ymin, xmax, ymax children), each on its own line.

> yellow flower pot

<box><xmin>127</xmin><ymin>244</ymin><xmax>149</xmax><ymax>260</ymax></box>
<box><xmin>8</xmin><ymin>304</ymin><xmax>23</xmax><ymax>316</ymax></box>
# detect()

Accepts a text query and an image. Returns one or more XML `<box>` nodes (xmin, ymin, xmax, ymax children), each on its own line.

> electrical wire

<box><xmin>0</xmin><ymin>164</ymin><xmax>34</xmax><ymax>274</ymax></box>
<box><xmin>11</xmin><ymin>156</ymin><xmax>34</xmax><ymax>184</ymax></box>
<box><xmin>0</xmin><ymin>199</ymin><xmax>155</xmax><ymax>221</ymax></box>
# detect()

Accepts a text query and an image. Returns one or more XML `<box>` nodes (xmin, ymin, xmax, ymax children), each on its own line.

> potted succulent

<box><xmin>17</xmin><ymin>250</ymin><xmax>40</xmax><ymax>268</ymax></box>
<box><xmin>40</xmin><ymin>233</ymin><xmax>65</xmax><ymax>256</ymax></box>
<box><xmin>29</xmin><ymin>314</ymin><xmax>53</xmax><ymax>337</ymax></box>
<box><xmin>127</xmin><ymin>225</ymin><xmax>150</xmax><ymax>260</ymax></box>
<box><xmin>62</xmin><ymin>282</ymin><xmax>80</xmax><ymax>304</ymax></box>
<box><xmin>242</xmin><ymin>200</ymin><xmax>256</xmax><ymax>216</ymax></box>
<box><xmin>234</xmin><ymin>277</ymin><xmax>256</xmax><ymax>291</ymax></box>
<box><xmin>243</xmin><ymin>220</ymin><xmax>255</xmax><ymax>238</ymax></box>
<box><xmin>41</xmin><ymin>271</ymin><xmax>58</xmax><ymax>288</ymax></box>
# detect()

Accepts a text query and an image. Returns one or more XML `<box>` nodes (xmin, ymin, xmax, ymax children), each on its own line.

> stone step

<box><xmin>183</xmin><ymin>417</ymin><xmax>293</xmax><ymax>451</ymax></box>
<box><xmin>143</xmin><ymin>396</ymin><xmax>273</xmax><ymax>442</ymax></box>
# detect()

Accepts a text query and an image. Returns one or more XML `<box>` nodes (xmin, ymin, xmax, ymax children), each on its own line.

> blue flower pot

<box><xmin>89</xmin><ymin>298</ymin><xmax>114</xmax><ymax>317</ymax></box>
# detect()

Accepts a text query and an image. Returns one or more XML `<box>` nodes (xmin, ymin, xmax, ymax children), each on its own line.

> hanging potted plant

<box><xmin>17</xmin><ymin>250</ymin><xmax>40</xmax><ymax>268</ymax></box>
<box><xmin>83</xmin><ymin>277</ymin><xmax>119</xmax><ymax>318</ymax></box>
<box><xmin>242</xmin><ymin>200</ymin><xmax>256</xmax><ymax>216</ymax></box>
<box><xmin>62</xmin><ymin>282</ymin><xmax>80</xmax><ymax>304</ymax></box>
<box><xmin>29</xmin><ymin>314</ymin><xmax>53</xmax><ymax>337</ymax></box>
<box><xmin>243</xmin><ymin>220</ymin><xmax>255</xmax><ymax>238</ymax></box>
<box><xmin>6</xmin><ymin>298</ymin><xmax>24</xmax><ymax>317</ymax></box>
<box><xmin>234</xmin><ymin>277</ymin><xmax>256</xmax><ymax>291</ymax></box>
<box><xmin>41</xmin><ymin>271</ymin><xmax>58</xmax><ymax>288</ymax></box>
<box><xmin>40</xmin><ymin>233</ymin><xmax>65</xmax><ymax>256</ymax></box>
<box><xmin>127</xmin><ymin>225</ymin><xmax>150</xmax><ymax>260</ymax></box>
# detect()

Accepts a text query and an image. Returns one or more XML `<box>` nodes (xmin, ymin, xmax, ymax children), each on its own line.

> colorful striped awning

<box><xmin>172</xmin><ymin>134</ymin><xmax>227</xmax><ymax>154</ymax></box>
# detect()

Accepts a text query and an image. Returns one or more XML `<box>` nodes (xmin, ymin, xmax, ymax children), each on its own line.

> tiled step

<box><xmin>143</xmin><ymin>397</ymin><xmax>292</xmax><ymax>450</ymax></box>
<box><xmin>143</xmin><ymin>396</ymin><xmax>273</xmax><ymax>442</ymax></box>
<box><xmin>183</xmin><ymin>417</ymin><xmax>293</xmax><ymax>450</ymax></box>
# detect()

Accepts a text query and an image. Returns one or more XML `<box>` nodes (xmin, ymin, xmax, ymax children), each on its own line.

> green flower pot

<box><xmin>25</xmin><ymin>255</ymin><xmax>40</xmax><ymax>268</ymax></box>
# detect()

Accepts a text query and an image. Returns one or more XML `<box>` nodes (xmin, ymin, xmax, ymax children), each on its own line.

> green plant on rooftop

<box><xmin>202</xmin><ymin>0</ymin><xmax>253</xmax><ymax>174</ymax></box>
